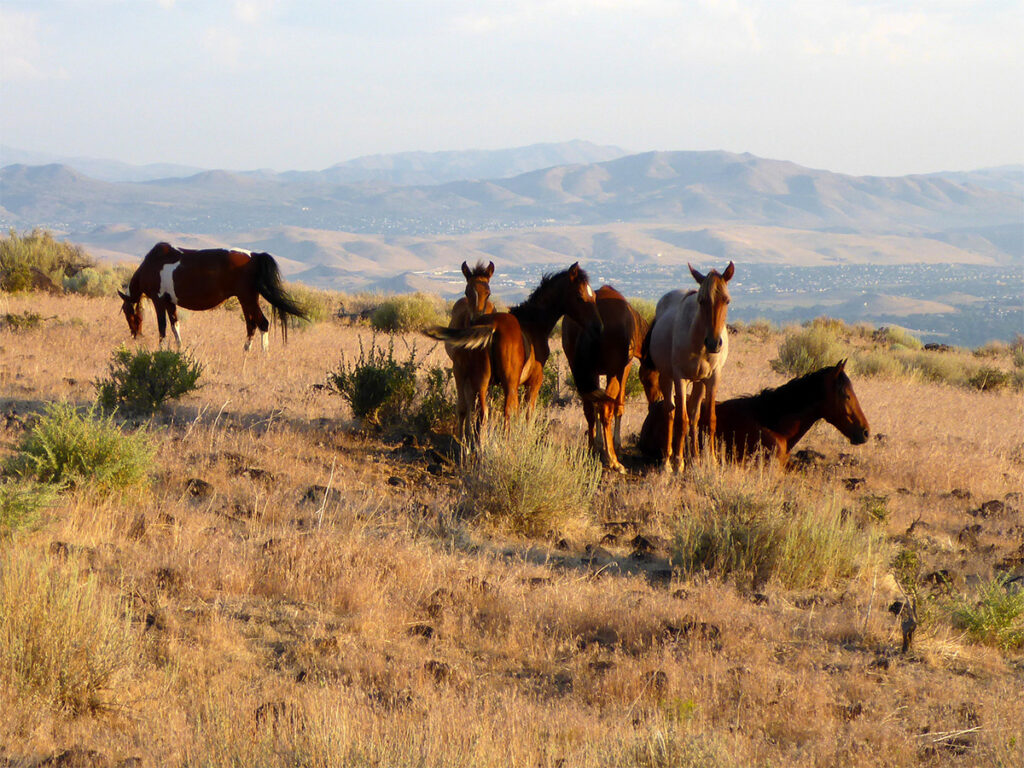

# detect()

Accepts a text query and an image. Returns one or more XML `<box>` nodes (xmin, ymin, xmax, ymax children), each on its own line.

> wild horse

<box><xmin>445</xmin><ymin>261</ymin><xmax>496</xmax><ymax>445</ymax></box>
<box><xmin>425</xmin><ymin>262</ymin><xmax>602</xmax><ymax>432</ymax></box>
<box><xmin>562</xmin><ymin>286</ymin><xmax>657</xmax><ymax>473</ymax></box>
<box><xmin>118</xmin><ymin>242</ymin><xmax>307</xmax><ymax>350</ymax></box>
<box><xmin>641</xmin><ymin>262</ymin><xmax>735</xmax><ymax>473</ymax></box>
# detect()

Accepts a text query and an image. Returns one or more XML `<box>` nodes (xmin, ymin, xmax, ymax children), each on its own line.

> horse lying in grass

<box><xmin>118</xmin><ymin>242</ymin><xmax>307</xmax><ymax>351</ymax></box>
<box><xmin>638</xmin><ymin>360</ymin><xmax>870</xmax><ymax>467</ymax></box>
<box><xmin>562</xmin><ymin>286</ymin><xmax>657</xmax><ymax>473</ymax></box>
<box><xmin>425</xmin><ymin>262</ymin><xmax>602</xmax><ymax>432</ymax></box>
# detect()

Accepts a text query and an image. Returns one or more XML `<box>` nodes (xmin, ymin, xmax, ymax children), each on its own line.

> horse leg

<box><xmin>687</xmin><ymin>381</ymin><xmax>705</xmax><ymax>460</ymax></box>
<box><xmin>704</xmin><ymin>372</ymin><xmax>720</xmax><ymax>462</ymax></box>
<box><xmin>672</xmin><ymin>378</ymin><xmax>687</xmax><ymax>474</ymax></box>
<box><xmin>167</xmin><ymin>303</ymin><xmax>182</xmax><ymax>348</ymax></box>
<box><xmin>613</xmin><ymin>365</ymin><xmax>629</xmax><ymax>454</ymax></box>
<box><xmin>254</xmin><ymin>306</ymin><xmax>270</xmax><ymax>352</ymax></box>
<box><xmin>602</xmin><ymin>375</ymin><xmax>625</xmax><ymax>473</ymax></box>
<box><xmin>154</xmin><ymin>300</ymin><xmax>168</xmax><ymax>348</ymax></box>
<box><xmin>657</xmin><ymin>374</ymin><xmax>675</xmax><ymax>472</ymax></box>
<box><xmin>522</xmin><ymin>365</ymin><xmax>544</xmax><ymax>417</ymax></box>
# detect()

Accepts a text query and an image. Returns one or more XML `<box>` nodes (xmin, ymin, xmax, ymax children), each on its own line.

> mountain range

<box><xmin>0</xmin><ymin>143</ymin><xmax>1021</xmax><ymax>297</ymax></box>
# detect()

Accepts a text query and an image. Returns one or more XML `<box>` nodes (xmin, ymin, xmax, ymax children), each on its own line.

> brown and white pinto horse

<box><xmin>445</xmin><ymin>261</ymin><xmax>496</xmax><ymax>445</ymax></box>
<box><xmin>425</xmin><ymin>263</ymin><xmax>602</xmax><ymax>430</ymax></box>
<box><xmin>562</xmin><ymin>286</ymin><xmax>657</xmax><ymax>473</ymax></box>
<box><xmin>641</xmin><ymin>262</ymin><xmax>735</xmax><ymax>473</ymax></box>
<box><xmin>118</xmin><ymin>242</ymin><xmax>307</xmax><ymax>350</ymax></box>
<box><xmin>638</xmin><ymin>361</ymin><xmax>870</xmax><ymax>467</ymax></box>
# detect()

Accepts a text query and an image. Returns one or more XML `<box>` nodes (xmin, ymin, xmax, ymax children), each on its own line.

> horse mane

<box><xmin>465</xmin><ymin>261</ymin><xmax>492</xmax><ymax>278</ymax></box>
<box><xmin>699</xmin><ymin>270</ymin><xmax>729</xmax><ymax>303</ymax></box>
<box><xmin>510</xmin><ymin>266</ymin><xmax>588</xmax><ymax>325</ymax></box>
<box><xmin>734</xmin><ymin>366</ymin><xmax>837</xmax><ymax>429</ymax></box>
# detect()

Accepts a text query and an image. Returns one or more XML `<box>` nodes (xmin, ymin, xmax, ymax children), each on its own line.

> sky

<box><xmin>1</xmin><ymin>0</ymin><xmax>1022</xmax><ymax>177</ymax></box>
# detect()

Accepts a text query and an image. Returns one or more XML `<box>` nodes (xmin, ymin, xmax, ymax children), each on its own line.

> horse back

<box><xmin>701</xmin><ymin>398</ymin><xmax>779</xmax><ymax>460</ymax></box>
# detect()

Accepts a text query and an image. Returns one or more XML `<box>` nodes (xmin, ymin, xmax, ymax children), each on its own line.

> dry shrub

<box><xmin>771</xmin><ymin>323</ymin><xmax>848</xmax><ymax>377</ymax></box>
<box><xmin>371</xmin><ymin>292</ymin><xmax>447</xmax><ymax>332</ymax></box>
<box><xmin>674</xmin><ymin>462</ymin><xmax>881</xmax><ymax>590</ymax></box>
<box><xmin>461</xmin><ymin>414</ymin><xmax>601</xmax><ymax>538</ymax></box>
<box><xmin>0</xmin><ymin>548</ymin><xmax>138</xmax><ymax>714</ymax></box>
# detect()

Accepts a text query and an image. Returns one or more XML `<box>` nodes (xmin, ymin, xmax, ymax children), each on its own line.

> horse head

<box><xmin>461</xmin><ymin>260</ymin><xmax>495</xmax><ymax>320</ymax></box>
<box><xmin>117</xmin><ymin>289</ymin><xmax>143</xmax><ymax>338</ymax></box>
<box><xmin>822</xmin><ymin>360</ymin><xmax>870</xmax><ymax>444</ymax></box>
<box><xmin>563</xmin><ymin>262</ymin><xmax>603</xmax><ymax>334</ymax></box>
<box><xmin>689</xmin><ymin>261</ymin><xmax>734</xmax><ymax>354</ymax></box>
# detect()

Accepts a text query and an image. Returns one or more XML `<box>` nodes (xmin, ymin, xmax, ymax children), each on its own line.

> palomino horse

<box><xmin>641</xmin><ymin>262</ymin><xmax>735</xmax><ymax>472</ymax></box>
<box><xmin>446</xmin><ymin>261</ymin><xmax>496</xmax><ymax>445</ymax></box>
<box><xmin>561</xmin><ymin>286</ymin><xmax>657</xmax><ymax>473</ymax></box>
<box><xmin>118</xmin><ymin>242</ymin><xmax>307</xmax><ymax>350</ymax></box>
<box><xmin>425</xmin><ymin>263</ymin><xmax>602</xmax><ymax>429</ymax></box>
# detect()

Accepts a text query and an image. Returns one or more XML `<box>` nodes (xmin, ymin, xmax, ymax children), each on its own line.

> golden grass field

<box><xmin>1</xmin><ymin>290</ymin><xmax>1022</xmax><ymax>768</ymax></box>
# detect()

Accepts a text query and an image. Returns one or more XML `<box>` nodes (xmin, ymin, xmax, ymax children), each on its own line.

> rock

<box><xmin>301</xmin><ymin>485</ymin><xmax>341</xmax><ymax>506</ymax></box>
<box><xmin>126</xmin><ymin>513</ymin><xmax>147</xmax><ymax>540</ymax></box>
<box><xmin>424</xmin><ymin>659</ymin><xmax>451</xmax><ymax>683</ymax></box>
<box><xmin>582</xmin><ymin>544</ymin><xmax>614</xmax><ymax>566</ymax></box>
<box><xmin>843</xmin><ymin>477</ymin><xmax>866</xmax><ymax>490</ymax></box>
<box><xmin>38</xmin><ymin>748</ymin><xmax>111</xmax><ymax>768</ymax></box>
<box><xmin>387</xmin><ymin>475</ymin><xmax>405</xmax><ymax>487</ymax></box>
<box><xmin>185</xmin><ymin>477</ymin><xmax>214</xmax><ymax>498</ymax></box>
<box><xmin>971</xmin><ymin>499</ymin><xmax>1006</xmax><ymax>518</ymax></box>
<box><xmin>407</xmin><ymin>623</ymin><xmax>435</xmax><ymax>641</ymax></box>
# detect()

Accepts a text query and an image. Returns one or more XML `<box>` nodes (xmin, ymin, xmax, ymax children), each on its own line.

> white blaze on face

<box><xmin>586</xmin><ymin>284</ymin><xmax>595</xmax><ymax>299</ymax></box>
<box><xmin>159</xmin><ymin>262</ymin><xmax>179</xmax><ymax>303</ymax></box>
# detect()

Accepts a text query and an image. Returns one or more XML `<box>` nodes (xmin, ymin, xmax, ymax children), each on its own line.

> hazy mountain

<box><xmin>0</xmin><ymin>146</ymin><xmax>206</xmax><ymax>183</ymax></box>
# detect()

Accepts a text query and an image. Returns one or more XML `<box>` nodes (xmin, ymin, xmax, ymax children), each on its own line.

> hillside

<box><xmin>1</xmin><ymin>291</ymin><xmax>1022</xmax><ymax>767</ymax></box>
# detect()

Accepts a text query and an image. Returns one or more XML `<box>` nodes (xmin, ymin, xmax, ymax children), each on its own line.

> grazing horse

<box><xmin>425</xmin><ymin>263</ymin><xmax>602</xmax><ymax>429</ymax></box>
<box><xmin>118</xmin><ymin>242</ymin><xmax>307</xmax><ymax>350</ymax></box>
<box><xmin>446</xmin><ymin>261</ymin><xmax>496</xmax><ymax>445</ymax></box>
<box><xmin>641</xmin><ymin>262</ymin><xmax>735</xmax><ymax>473</ymax></box>
<box><xmin>561</xmin><ymin>286</ymin><xmax>657</xmax><ymax>473</ymax></box>
<box><xmin>698</xmin><ymin>360</ymin><xmax>869</xmax><ymax>466</ymax></box>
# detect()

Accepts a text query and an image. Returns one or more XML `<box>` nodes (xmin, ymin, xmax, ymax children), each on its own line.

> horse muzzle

<box><xmin>848</xmin><ymin>427</ymin><xmax>869</xmax><ymax>445</ymax></box>
<box><xmin>704</xmin><ymin>336</ymin><xmax>723</xmax><ymax>354</ymax></box>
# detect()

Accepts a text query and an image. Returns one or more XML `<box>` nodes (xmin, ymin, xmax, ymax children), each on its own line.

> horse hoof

<box><xmin>611</xmin><ymin>464</ymin><xmax>627</xmax><ymax>475</ymax></box>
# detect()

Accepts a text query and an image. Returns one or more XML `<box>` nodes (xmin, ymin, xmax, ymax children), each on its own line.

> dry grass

<box><xmin>0</xmin><ymin>291</ymin><xmax>1022</xmax><ymax>767</ymax></box>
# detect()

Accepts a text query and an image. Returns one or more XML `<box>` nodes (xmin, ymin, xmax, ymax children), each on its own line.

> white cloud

<box><xmin>233</xmin><ymin>0</ymin><xmax>276</xmax><ymax>24</ymax></box>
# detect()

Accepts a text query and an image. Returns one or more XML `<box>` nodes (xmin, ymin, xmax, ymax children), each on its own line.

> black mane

<box><xmin>734</xmin><ymin>365</ymin><xmax>838</xmax><ymax>430</ymax></box>
<box><xmin>510</xmin><ymin>266</ymin><xmax>588</xmax><ymax>326</ymax></box>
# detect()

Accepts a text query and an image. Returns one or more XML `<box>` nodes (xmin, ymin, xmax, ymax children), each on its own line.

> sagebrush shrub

<box><xmin>329</xmin><ymin>336</ymin><xmax>418</xmax><ymax>427</ymax></box>
<box><xmin>460</xmin><ymin>414</ymin><xmax>601</xmax><ymax>538</ymax></box>
<box><xmin>6</xmin><ymin>402</ymin><xmax>153</xmax><ymax>493</ymax></box>
<box><xmin>0</xmin><ymin>228</ymin><xmax>93</xmax><ymax>292</ymax></box>
<box><xmin>62</xmin><ymin>266</ymin><xmax>123</xmax><ymax>298</ymax></box>
<box><xmin>948</xmin><ymin>576</ymin><xmax>1024</xmax><ymax>650</ymax></box>
<box><xmin>413</xmin><ymin>365</ymin><xmax>457</xmax><ymax>433</ymax></box>
<box><xmin>95</xmin><ymin>346</ymin><xmax>203</xmax><ymax>414</ymax></box>
<box><xmin>370</xmin><ymin>293</ymin><xmax>447</xmax><ymax>332</ymax></box>
<box><xmin>0</xmin><ymin>549</ymin><xmax>138</xmax><ymax>714</ymax></box>
<box><xmin>771</xmin><ymin>324</ymin><xmax>847</xmax><ymax>377</ymax></box>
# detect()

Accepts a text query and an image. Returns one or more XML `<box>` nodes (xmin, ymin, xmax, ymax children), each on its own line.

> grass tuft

<box><xmin>461</xmin><ymin>414</ymin><xmax>601</xmax><ymax>538</ymax></box>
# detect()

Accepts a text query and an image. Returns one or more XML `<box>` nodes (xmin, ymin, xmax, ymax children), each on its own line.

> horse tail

<box><xmin>423</xmin><ymin>321</ymin><xmax>495</xmax><ymax>350</ymax></box>
<box><xmin>639</xmin><ymin>319</ymin><xmax>655</xmax><ymax>371</ymax></box>
<box><xmin>251</xmin><ymin>252</ymin><xmax>307</xmax><ymax>342</ymax></box>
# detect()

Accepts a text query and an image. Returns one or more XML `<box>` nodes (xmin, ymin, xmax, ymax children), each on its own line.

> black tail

<box><xmin>252</xmin><ymin>252</ymin><xmax>308</xmax><ymax>342</ymax></box>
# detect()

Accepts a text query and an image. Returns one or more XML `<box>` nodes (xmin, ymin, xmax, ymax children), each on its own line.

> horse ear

<box><xmin>486</xmin><ymin>261</ymin><xmax>495</xmax><ymax>278</ymax></box>
<box><xmin>461</xmin><ymin>261</ymin><xmax>471</xmax><ymax>279</ymax></box>
<box><xmin>117</xmin><ymin>290</ymin><xmax>129</xmax><ymax>301</ymax></box>
<box><xmin>689</xmin><ymin>264</ymin><xmax>706</xmax><ymax>284</ymax></box>
<box><xmin>722</xmin><ymin>261</ymin><xmax>735</xmax><ymax>282</ymax></box>
<box><xmin>836</xmin><ymin>358</ymin><xmax>847</xmax><ymax>373</ymax></box>
<box><xmin>568</xmin><ymin>262</ymin><xmax>580</xmax><ymax>279</ymax></box>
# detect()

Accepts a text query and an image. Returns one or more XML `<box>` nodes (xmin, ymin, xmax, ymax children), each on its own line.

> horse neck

<box><xmin>755</xmin><ymin>378</ymin><xmax>826</xmax><ymax>449</ymax></box>
<box><xmin>128</xmin><ymin>270</ymin><xmax>144</xmax><ymax>301</ymax></box>
<box><xmin>511</xmin><ymin>288</ymin><xmax>565</xmax><ymax>340</ymax></box>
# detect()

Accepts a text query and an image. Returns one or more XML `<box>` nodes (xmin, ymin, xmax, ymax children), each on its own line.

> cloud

<box><xmin>233</xmin><ymin>0</ymin><xmax>276</xmax><ymax>24</ymax></box>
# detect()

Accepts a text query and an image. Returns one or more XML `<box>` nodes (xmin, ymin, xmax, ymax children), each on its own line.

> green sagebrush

<box><xmin>96</xmin><ymin>346</ymin><xmax>203</xmax><ymax>415</ymax></box>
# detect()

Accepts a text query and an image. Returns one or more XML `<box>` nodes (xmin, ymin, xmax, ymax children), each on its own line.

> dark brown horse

<box><xmin>446</xmin><ymin>261</ymin><xmax>496</xmax><ymax>445</ymax></box>
<box><xmin>638</xmin><ymin>361</ymin><xmax>869</xmax><ymax>467</ymax></box>
<box><xmin>562</xmin><ymin>286</ymin><xmax>657</xmax><ymax>473</ymax></box>
<box><xmin>425</xmin><ymin>263</ymin><xmax>602</xmax><ymax>430</ymax></box>
<box><xmin>118</xmin><ymin>242</ymin><xmax>307</xmax><ymax>350</ymax></box>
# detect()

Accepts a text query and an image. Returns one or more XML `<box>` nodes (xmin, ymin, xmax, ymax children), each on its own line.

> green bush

<box><xmin>287</xmin><ymin>283</ymin><xmax>333</xmax><ymax>328</ymax></box>
<box><xmin>948</xmin><ymin>576</ymin><xmax>1024</xmax><ymax>650</ymax></box>
<box><xmin>62</xmin><ymin>266</ymin><xmax>123</xmax><ymax>298</ymax></box>
<box><xmin>460</xmin><ymin>414</ymin><xmax>601</xmax><ymax>538</ymax></box>
<box><xmin>0</xmin><ymin>311</ymin><xmax>45</xmax><ymax>332</ymax></box>
<box><xmin>674</xmin><ymin>464</ymin><xmax>878</xmax><ymax>590</ymax></box>
<box><xmin>6</xmin><ymin>402</ymin><xmax>154</xmax><ymax>494</ymax></box>
<box><xmin>95</xmin><ymin>346</ymin><xmax>203</xmax><ymax>415</ymax></box>
<box><xmin>874</xmin><ymin>325</ymin><xmax>923</xmax><ymax>350</ymax></box>
<box><xmin>851</xmin><ymin>349</ymin><xmax>908</xmax><ymax>379</ymax></box>
<box><xmin>0</xmin><ymin>549</ymin><xmax>138</xmax><ymax>714</ymax></box>
<box><xmin>0</xmin><ymin>480</ymin><xmax>58</xmax><ymax>537</ymax></box>
<box><xmin>413</xmin><ymin>365</ymin><xmax>458</xmax><ymax>434</ymax></box>
<box><xmin>370</xmin><ymin>293</ymin><xmax>447</xmax><ymax>332</ymax></box>
<box><xmin>0</xmin><ymin>229</ymin><xmax>93</xmax><ymax>293</ymax></box>
<box><xmin>966</xmin><ymin>366</ymin><xmax>1013</xmax><ymax>393</ymax></box>
<box><xmin>771</xmin><ymin>324</ymin><xmax>848</xmax><ymax>377</ymax></box>
<box><xmin>329</xmin><ymin>336</ymin><xmax>418</xmax><ymax>427</ymax></box>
